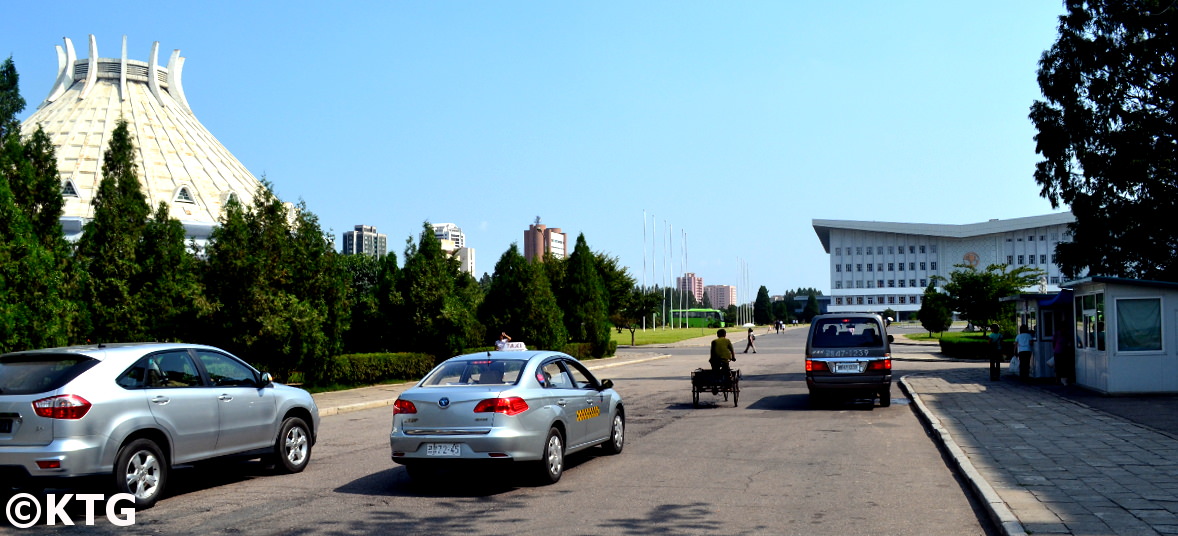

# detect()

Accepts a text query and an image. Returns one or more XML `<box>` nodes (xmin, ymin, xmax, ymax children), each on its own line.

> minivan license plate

<box><xmin>0</xmin><ymin>420</ymin><xmax>10</xmax><ymax>433</ymax></box>
<box><xmin>426</xmin><ymin>443</ymin><xmax>461</xmax><ymax>456</ymax></box>
<box><xmin>834</xmin><ymin>363</ymin><xmax>860</xmax><ymax>373</ymax></box>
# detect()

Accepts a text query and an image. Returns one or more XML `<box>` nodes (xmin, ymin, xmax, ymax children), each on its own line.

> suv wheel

<box><xmin>272</xmin><ymin>417</ymin><xmax>312</xmax><ymax>473</ymax></box>
<box><xmin>114</xmin><ymin>438</ymin><xmax>167</xmax><ymax>509</ymax></box>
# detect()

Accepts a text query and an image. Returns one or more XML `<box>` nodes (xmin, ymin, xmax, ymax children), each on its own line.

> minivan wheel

<box><xmin>272</xmin><ymin>417</ymin><xmax>311</xmax><ymax>473</ymax></box>
<box><xmin>114</xmin><ymin>438</ymin><xmax>167</xmax><ymax>509</ymax></box>
<box><xmin>879</xmin><ymin>388</ymin><xmax>892</xmax><ymax>407</ymax></box>
<box><xmin>535</xmin><ymin>428</ymin><xmax>564</xmax><ymax>485</ymax></box>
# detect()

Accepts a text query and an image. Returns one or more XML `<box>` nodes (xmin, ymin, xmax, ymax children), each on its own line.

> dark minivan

<box><xmin>805</xmin><ymin>313</ymin><xmax>893</xmax><ymax>407</ymax></box>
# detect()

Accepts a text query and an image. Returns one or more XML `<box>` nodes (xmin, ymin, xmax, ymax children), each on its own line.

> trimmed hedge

<box><xmin>560</xmin><ymin>340</ymin><xmax>618</xmax><ymax>360</ymax></box>
<box><xmin>938</xmin><ymin>338</ymin><xmax>1013</xmax><ymax>360</ymax></box>
<box><xmin>318</xmin><ymin>352</ymin><xmax>436</xmax><ymax>386</ymax></box>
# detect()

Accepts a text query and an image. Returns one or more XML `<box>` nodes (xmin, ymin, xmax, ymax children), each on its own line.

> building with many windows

<box><xmin>433</xmin><ymin>223</ymin><xmax>475</xmax><ymax>275</ymax></box>
<box><xmin>704</xmin><ymin>285</ymin><xmax>737</xmax><ymax>310</ymax></box>
<box><xmin>524</xmin><ymin>219</ymin><xmax>567</xmax><ymax>262</ymax></box>
<box><xmin>677</xmin><ymin>273</ymin><xmax>705</xmax><ymax>303</ymax></box>
<box><xmin>812</xmin><ymin>213</ymin><xmax>1075</xmax><ymax>315</ymax></box>
<box><xmin>342</xmin><ymin>225</ymin><xmax>387</xmax><ymax>257</ymax></box>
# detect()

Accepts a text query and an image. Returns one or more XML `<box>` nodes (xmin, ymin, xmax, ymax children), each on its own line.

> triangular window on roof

<box><xmin>62</xmin><ymin>180</ymin><xmax>78</xmax><ymax>197</ymax></box>
<box><xmin>175</xmin><ymin>187</ymin><xmax>195</xmax><ymax>204</ymax></box>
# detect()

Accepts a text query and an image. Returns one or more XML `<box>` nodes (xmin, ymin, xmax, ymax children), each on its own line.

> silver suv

<box><xmin>0</xmin><ymin>343</ymin><xmax>319</xmax><ymax>508</ymax></box>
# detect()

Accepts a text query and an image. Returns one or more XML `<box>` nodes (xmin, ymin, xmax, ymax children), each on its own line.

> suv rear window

<box><xmin>812</xmin><ymin>318</ymin><xmax>885</xmax><ymax>348</ymax></box>
<box><xmin>0</xmin><ymin>353</ymin><xmax>98</xmax><ymax>395</ymax></box>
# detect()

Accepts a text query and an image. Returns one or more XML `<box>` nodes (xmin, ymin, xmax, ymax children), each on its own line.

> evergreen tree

<box><xmin>136</xmin><ymin>202</ymin><xmax>207</xmax><ymax>342</ymax></box>
<box><xmin>753</xmin><ymin>286</ymin><xmax>772</xmax><ymax>325</ymax></box>
<box><xmin>480</xmin><ymin>244</ymin><xmax>566</xmax><ymax>350</ymax></box>
<box><xmin>398</xmin><ymin>222</ymin><xmax>482</xmax><ymax>360</ymax></box>
<box><xmin>75</xmin><ymin>119</ymin><xmax>151</xmax><ymax>342</ymax></box>
<box><xmin>288</xmin><ymin>202</ymin><xmax>350</xmax><ymax>381</ymax></box>
<box><xmin>560</xmin><ymin>234</ymin><xmax>610</xmax><ymax>357</ymax></box>
<box><xmin>803</xmin><ymin>294</ymin><xmax>821</xmax><ymax>322</ymax></box>
<box><xmin>340</xmin><ymin>252</ymin><xmax>382</xmax><ymax>353</ymax></box>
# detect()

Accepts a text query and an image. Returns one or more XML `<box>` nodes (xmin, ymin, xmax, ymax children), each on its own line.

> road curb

<box><xmin>900</xmin><ymin>374</ymin><xmax>1027</xmax><ymax>536</ymax></box>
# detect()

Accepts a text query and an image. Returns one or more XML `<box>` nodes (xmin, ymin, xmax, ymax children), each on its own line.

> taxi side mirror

<box><xmin>599</xmin><ymin>379</ymin><xmax>614</xmax><ymax>391</ymax></box>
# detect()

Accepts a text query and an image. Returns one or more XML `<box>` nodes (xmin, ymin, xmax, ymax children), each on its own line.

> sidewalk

<box><xmin>903</xmin><ymin>366</ymin><xmax>1178</xmax><ymax>536</ymax></box>
<box><xmin>311</xmin><ymin>350</ymin><xmax>671</xmax><ymax>416</ymax></box>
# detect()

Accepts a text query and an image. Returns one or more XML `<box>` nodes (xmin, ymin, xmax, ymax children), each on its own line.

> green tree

<box><xmin>560</xmin><ymin>234</ymin><xmax>610</xmax><ymax>357</ymax></box>
<box><xmin>288</xmin><ymin>203</ymin><xmax>350</xmax><ymax>380</ymax></box>
<box><xmin>398</xmin><ymin>222</ymin><xmax>482</xmax><ymax>360</ymax></box>
<box><xmin>701</xmin><ymin>291</ymin><xmax>713</xmax><ymax>310</ymax></box>
<box><xmin>75</xmin><ymin>119</ymin><xmax>151</xmax><ymax>342</ymax></box>
<box><xmin>340</xmin><ymin>252</ymin><xmax>382</xmax><ymax>353</ymax></box>
<box><xmin>938</xmin><ymin>264</ymin><xmax>1044</xmax><ymax>335</ymax></box>
<box><xmin>918</xmin><ymin>281</ymin><xmax>953</xmax><ymax>337</ymax></box>
<box><xmin>1031</xmin><ymin>1</ymin><xmax>1178</xmax><ymax>280</ymax></box>
<box><xmin>594</xmin><ymin>252</ymin><xmax>636</xmax><ymax>320</ymax></box>
<box><xmin>136</xmin><ymin>202</ymin><xmax>207</xmax><ymax>342</ymax></box>
<box><xmin>803</xmin><ymin>294</ymin><xmax>821</xmax><ymax>322</ymax></box>
<box><xmin>480</xmin><ymin>244</ymin><xmax>566</xmax><ymax>351</ymax></box>
<box><xmin>753</xmin><ymin>286</ymin><xmax>772</xmax><ymax>325</ymax></box>
<box><xmin>611</xmin><ymin>286</ymin><xmax>661</xmax><ymax>345</ymax></box>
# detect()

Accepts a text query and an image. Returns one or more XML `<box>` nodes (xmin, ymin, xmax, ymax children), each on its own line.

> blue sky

<box><xmin>2</xmin><ymin>1</ymin><xmax>1067</xmax><ymax>297</ymax></box>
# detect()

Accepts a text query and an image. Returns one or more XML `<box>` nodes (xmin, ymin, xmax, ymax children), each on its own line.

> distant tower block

<box><xmin>20</xmin><ymin>35</ymin><xmax>266</xmax><ymax>244</ymax></box>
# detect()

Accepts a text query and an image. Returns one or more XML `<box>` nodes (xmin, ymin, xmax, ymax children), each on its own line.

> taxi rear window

<box><xmin>0</xmin><ymin>353</ymin><xmax>98</xmax><ymax>395</ymax></box>
<box><xmin>422</xmin><ymin>360</ymin><xmax>526</xmax><ymax>386</ymax></box>
<box><xmin>811</xmin><ymin>318</ymin><xmax>885</xmax><ymax>348</ymax></box>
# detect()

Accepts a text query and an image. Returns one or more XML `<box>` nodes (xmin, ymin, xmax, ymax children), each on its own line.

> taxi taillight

<box><xmin>393</xmin><ymin>399</ymin><xmax>417</xmax><ymax>415</ymax></box>
<box><xmin>32</xmin><ymin>395</ymin><xmax>91</xmax><ymax>419</ymax></box>
<box><xmin>473</xmin><ymin>397</ymin><xmax>529</xmax><ymax>416</ymax></box>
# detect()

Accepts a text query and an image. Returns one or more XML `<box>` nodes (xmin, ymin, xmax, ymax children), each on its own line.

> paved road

<box><xmin>1</xmin><ymin>327</ymin><xmax>994</xmax><ymax>535</ymax></box>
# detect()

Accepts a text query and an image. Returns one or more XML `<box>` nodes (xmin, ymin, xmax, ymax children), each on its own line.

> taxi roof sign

<box><xmin>501</xmin><ymin>342</ymin><xmax>527</xmax><ymax>351</ymax></box>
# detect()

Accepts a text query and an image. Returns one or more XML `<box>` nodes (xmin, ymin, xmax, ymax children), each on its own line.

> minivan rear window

<box><xmin>812</xmin><ymin>318</ymin><xmax>885</xmax><ymax>348</ymax></box>
<box><xmin>0</xmin><ymin>354</ymin><xmax>98</xmax><ymax>395</ymax></box>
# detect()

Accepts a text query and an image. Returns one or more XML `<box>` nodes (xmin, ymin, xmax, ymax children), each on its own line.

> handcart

<box><xmin>691</xmin><ymin>368</ymin><xmax>740</xmax><ymax>407</ymax></box>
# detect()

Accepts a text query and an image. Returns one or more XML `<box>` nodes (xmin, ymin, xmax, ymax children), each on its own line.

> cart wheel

<box><xmin>692</xmin><ymin>389</ymin><xmax>700</xmax><ymax>408</ymax></box>
<box><xmin>733</xmin><ymin>386</ymin><xmax>740</xmax><ymax>407</ymax></box>
<box><xmin>722</xmin><ymin>389</ymin><xmax>729</xmax><ymax>402</ymax></box>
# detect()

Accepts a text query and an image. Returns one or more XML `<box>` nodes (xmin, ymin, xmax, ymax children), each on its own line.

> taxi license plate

<box><xmin>425</xmin><ymin>443</ymin><xmax>461</xmax><ymax>457</ymax></box>
<box><xmin>0</xmin><ymin>420</ymin><xmax>10</xmax><ymax>433</ymax></box>
<box><xmin>834</xmin><ymin>363</ymin><xmax>861</xmax><ymax>373</ymax></box>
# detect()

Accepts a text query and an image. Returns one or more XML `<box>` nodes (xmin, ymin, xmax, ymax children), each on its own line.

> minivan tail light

<box><xmin>32</xmin><ymin>395</ymin><xmax>91</xmax><ymax>419</ymax></box>
<box><xmin>867</xmin><ymin>359</ymin><xmax>892</xmax><ymax>371</ymax></box>
<box><xmin>393</xmin><ymin>399</ymin><xmax>417</xmax><ymax>415</ymax></box>
<box><xmin>474</xmin><ymin>397</ymin><xmax>529</xmax><ymax>416</ymax></box>
<box><xmin>806</xmin><ymin>359</ymin><xmax>829</xmax><ymax>372</ymax></box>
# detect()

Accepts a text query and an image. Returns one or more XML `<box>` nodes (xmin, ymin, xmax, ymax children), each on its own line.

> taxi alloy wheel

<box><xmin>537</xmin><ymin>427</ymin><xmax>564</xmax><ymax>484</ymax></box>
<box><xmin>602</xmin><ymin>413</ymin><xmax>624</xmax><ymax>455</ymax></box>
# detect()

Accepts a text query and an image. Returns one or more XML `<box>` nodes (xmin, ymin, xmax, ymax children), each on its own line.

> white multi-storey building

<box><xmin>433</xmin><ymin>223</ymin><xmax>476</xmax><ymax>275</ymax></box>
<box><xmin>342</xmin><ymin>225</ymin><xmax>387</xmax><ymax>257</ymax></box>
<box><xmin>812</xmin><ymin>213</ymin><xmax>1075</xmax><ymax>315</ymax></box>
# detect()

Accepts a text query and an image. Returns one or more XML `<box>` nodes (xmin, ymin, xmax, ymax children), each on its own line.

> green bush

<box><xmin>559</xmin><ymin>340</ymin><xmax>619</xmax><ymax>360</ymax></box>
<box><xmin>939</xmin><ymin>337</ymin><xmax>1012</xmax><ymax>360</ymax></box>
<box><xmin>317</xmin><ymin>352</ymin><xmax>436</xmax><ymax>386</ymax></box>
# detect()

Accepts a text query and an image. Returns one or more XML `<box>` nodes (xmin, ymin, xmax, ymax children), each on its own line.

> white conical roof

<box><xmin>20</xmin><ymin>35</ymin><xmax>262</xmax><ymax>241</ymax></box>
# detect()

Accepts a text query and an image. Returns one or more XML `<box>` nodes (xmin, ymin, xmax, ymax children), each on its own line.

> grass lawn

<box><xmin>905</xmin><ymin>330</ymin><xmax>988</xmax><ymax>343</ymax></box>
<box><xmin>611</xmin><ymin>325</ymin><xmax>744</xmax><ymax>346</ymax></box>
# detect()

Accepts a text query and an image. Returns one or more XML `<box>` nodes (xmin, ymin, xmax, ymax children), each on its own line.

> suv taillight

<box><xmin>393</xmin><ymin>399</ymin><xmax>417</xmax><ymax>415</ymax></box>
<box><xmin>473</xmin><ymin>397</ymin><xmax>529</xmax><ymax>416</ymax></box>
<box><xmin>32</xmin><ymin>395</ymin><xmax>91</xmax><ymax>419</ymax></box>
<box><xmin>867</xmin><ymin>359</ymin><xmax>892</xmax><ymax>371</ymax></box>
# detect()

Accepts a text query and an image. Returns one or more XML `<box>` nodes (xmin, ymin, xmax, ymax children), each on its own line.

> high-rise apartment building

<box><xmin>704</xmin><ymin>285</ymin><xmax>737</xmax><ymax>310</ymax></box>
<box><xmin>433</xmin><ymin>223</ymin><xmax>476</xmax><ymax>275</ymax></box>
<box><xmin>342</xmin><ymin>225</ymin><xmax>387</xmax><ymax>257</ymax></box>
<box><xmin>677</xmin><ymin>272</ymin><xmax>705</xmax><ymax>303</ymax></box>
<box><xmin>524</xmin><ymin>219</ymin><xmax>567</xmax><ymax>262</ymax></box>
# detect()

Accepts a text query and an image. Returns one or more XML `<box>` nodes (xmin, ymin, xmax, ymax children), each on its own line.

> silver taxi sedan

<box><xmin>389</xmin><ymin>349</ymin><xmax>624</xmax><ymax>484</ymax></box>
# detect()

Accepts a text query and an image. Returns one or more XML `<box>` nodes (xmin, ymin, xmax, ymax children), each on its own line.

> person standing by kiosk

<box><xmin>989</xmin><ymin>324</ymin><xmax>1004</xmax><ymax>381</ymax></box>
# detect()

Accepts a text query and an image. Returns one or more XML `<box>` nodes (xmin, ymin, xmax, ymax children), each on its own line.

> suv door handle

<box><xmin>150</xmin><ymin>396</ymin><xmax>169</xmax><ymax>405</ymax></box>
<box><xmin>218</xmin><ymin>395</ymin><xmax>233</xmax><ymax>402</ymax></box>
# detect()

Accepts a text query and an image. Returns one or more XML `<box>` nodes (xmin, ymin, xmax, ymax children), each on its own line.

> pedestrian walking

<box><xmin>744</xmin><ymin>327</ymin><xmax>757</xmax><ymax>353</ymax></box>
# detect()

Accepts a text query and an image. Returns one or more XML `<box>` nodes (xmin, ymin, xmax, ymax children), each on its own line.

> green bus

<box><xmin>670</xmin><ymin>309</ymin><xmax>726</xmax><ymax>328</ymax></box>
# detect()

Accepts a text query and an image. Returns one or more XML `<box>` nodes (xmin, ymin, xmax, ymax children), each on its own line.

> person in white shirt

<box><xmin>495</xmin><ymin>332</ymin><xmax>511</xmax><ymax>351</ymax></box>
<box><xmin>1015</xmin><ymin>325</ymin><xmax>1035</xmax><ymax>379</ymax></box>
